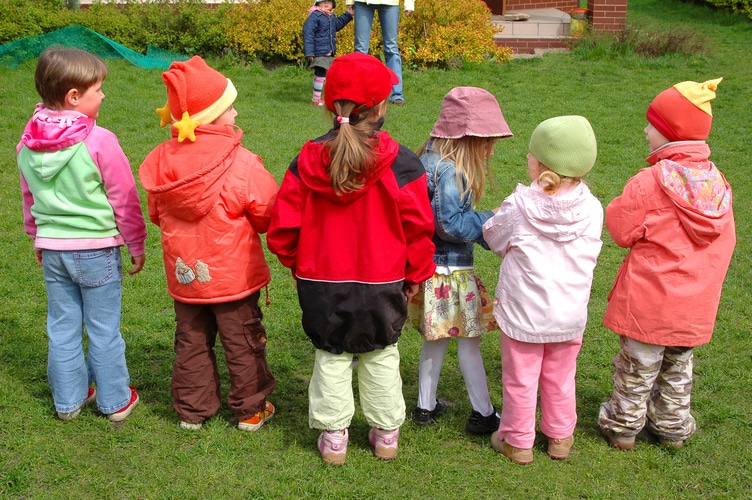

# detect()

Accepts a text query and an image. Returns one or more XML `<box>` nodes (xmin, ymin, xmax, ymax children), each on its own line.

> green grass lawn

<box><xmin>1</xmin><ymin>0</ymin><xmax>751</xmax><ymax>497</ymax></box>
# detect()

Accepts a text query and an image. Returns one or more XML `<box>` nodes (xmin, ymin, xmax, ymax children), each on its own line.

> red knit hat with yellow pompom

<box><xmin>156</xmin><ymin>56</ymin><xmax>237</xmax><ymax>142</ymax></box>
<box><xmin>646</xmin><ymin>78</ymin><xmax>722</xmax><ymax>143</ymax></box>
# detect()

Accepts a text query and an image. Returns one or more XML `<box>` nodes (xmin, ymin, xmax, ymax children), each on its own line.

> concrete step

<box><xmin>492</xmin><ymin>8</ymin><xmax>572</xmax><ymax>55</ymax></box>
<box><xmin>492</xmin><ymin>8</ymin><xmax>571</xmax><ymax>37</ymax></box>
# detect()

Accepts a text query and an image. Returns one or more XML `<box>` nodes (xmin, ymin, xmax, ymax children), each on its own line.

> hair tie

<box><xmin>336</xmin><ymin>115</ymin><xmax>350</xmax><ymax>124</ymax></box>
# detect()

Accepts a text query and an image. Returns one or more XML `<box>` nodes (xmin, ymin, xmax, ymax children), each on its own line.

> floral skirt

<box><xmin>408</xmin><ymin>269</ymin><xmax>498</xmax><ymax>341</ymax></box>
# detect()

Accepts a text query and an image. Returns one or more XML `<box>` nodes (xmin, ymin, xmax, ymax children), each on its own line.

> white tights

<box><xmin>417</xmin><ymin>336</ymin><xmax>494</xmax><ymax>416</ymax></box>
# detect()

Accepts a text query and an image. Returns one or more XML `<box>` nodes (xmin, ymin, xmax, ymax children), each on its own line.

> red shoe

<box><xmin>238</xmin><ymin>401</ymin><xmax>275</xmax><ymax>431</ymax></box>
<box><xmin>57</xmin><ymin>386</ymin><xmax>97</xmax><ymax>421</ymax></box>
<box><xmin>86</xmin><ymin>386</ymin><xmax>97</xmax><ymax>405</ymax></box>
<box><xmin>108</xmin><ymin>386</ymin><xmax>139</xmax><ymax>422</ymax></box>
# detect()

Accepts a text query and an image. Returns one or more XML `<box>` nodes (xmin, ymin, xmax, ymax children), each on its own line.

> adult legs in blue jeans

<box><xmin>43</xmin><ymin>248</ymin><xmax>131</xmax><ymax>415</ymax></box>
<box><xmin>353</xmin><ymin>2</ymin><xmax>403</xmax><ymax>102</ymax></box>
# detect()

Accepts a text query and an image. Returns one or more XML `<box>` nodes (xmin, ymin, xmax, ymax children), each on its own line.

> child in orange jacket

<box><xmin>139</xmin><ymin>56</ymin><xmax>278</xmax><ymax>432</ymax></box>
<box><xmin>598</xmin><ymin>78</ymin><xmax>735</xmax><ymax>450</ymax></box>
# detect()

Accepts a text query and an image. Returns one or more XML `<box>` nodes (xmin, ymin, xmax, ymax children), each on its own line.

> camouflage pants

<box><xmin>598</xmin><ymin>335</ymin><xmax>696</xmax><ymax>442</ymax></box>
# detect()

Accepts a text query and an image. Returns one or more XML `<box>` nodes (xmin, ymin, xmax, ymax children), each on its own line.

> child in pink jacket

<box><xmin>598</xmin><ymin>79</ymin><xmax>736</xmax><ymax>450</ymax></box>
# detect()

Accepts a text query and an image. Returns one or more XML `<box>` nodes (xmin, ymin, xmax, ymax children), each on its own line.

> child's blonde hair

<box><xmin>34</xmin><ymin>47</ymin><xmax>108</xmax><ymax>110</ymax></box>
<box><xmin>536</xmin><ymin>164</ymin><xmax>582</xmax><ymax>195</ymax></box>
<box><xmin>416</xmin><ymin>136</ymin><xmax>497</xmax><ymax>206</ymax></box>
<box><xmin>325</xmin><ymin>100</ymin><xmax>386</xmax><ymax>195</ymax></box>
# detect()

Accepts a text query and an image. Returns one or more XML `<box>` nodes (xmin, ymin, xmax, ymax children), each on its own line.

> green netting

<box><xmin>0</xmin><ymin>25</ymin><xmax>189</xmax><ymax>69</ymax></box>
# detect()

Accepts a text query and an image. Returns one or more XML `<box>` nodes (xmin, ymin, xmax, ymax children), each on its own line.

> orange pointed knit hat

<box><xmin>646</xmin><ymin>78</ymin><xmax>722</xmax><ymax>142</ymax></box>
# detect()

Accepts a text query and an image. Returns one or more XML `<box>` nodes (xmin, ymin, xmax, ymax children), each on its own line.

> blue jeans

<box><xmin>42</xmin><ymin>248</ymin><xmax>132</xmax><ymax>414</ymax></box>
<box><xmin>353</xmin><ymin>2</ymin><xmax>403</xmax><ymax>101</ymax></box>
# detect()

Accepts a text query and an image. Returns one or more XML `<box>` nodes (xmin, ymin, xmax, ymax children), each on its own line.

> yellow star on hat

<box><xmin>173</xmin><ymin>111</ymin><xmax>199</xmax><ymax>143</ymax></box>
<box><xmin>156</xmin><ymin>102</ymin><xmax>172</xmax><ymax>128</ymax></box>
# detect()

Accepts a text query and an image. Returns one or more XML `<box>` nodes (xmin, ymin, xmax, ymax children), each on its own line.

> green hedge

<box><xmin>0</xmin><ymin>0</ymin><xmax>512</xmax><ymax>67</ymax></box>
<box><xmin>700</xmin><ymin>0</ymin><xmax>752</xmax><ymax>20</ymax></box>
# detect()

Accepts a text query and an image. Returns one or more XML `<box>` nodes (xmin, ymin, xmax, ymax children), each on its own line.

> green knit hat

<box><xmin>528</xmin><ymin>115</ymin><xmax>597</xmax><ymax>178</ymax></box>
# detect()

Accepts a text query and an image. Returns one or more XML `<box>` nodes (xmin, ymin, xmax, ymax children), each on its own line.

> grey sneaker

<box><xmin>180</xmin><ymin>420</ymin><xmax>203</xmax><ymax>431</ymax></box>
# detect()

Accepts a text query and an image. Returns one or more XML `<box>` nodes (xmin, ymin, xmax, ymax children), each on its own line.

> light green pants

<box><xmin>309</xmin><ymin>344</ymin><xmax>405</xmax><ymax>431</ymax></box>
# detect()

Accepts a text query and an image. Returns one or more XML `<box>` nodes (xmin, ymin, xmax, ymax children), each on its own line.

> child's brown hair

<box><xmin>34</xmin><ymin>47</ymin><xmax>108</xmax><ymax>109</ymax></box>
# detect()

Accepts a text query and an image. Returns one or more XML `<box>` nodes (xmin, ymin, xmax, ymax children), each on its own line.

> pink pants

<box><xmin>498</xmin><ymin>334</ymin><xmax>582</xmax><ymax>449</ymax></box>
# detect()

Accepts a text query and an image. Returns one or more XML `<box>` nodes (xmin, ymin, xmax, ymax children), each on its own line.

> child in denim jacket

<box><xmin>408</xmin><ymin>87</ymin><xmax>513</xmax><ymax>435</ymax></box>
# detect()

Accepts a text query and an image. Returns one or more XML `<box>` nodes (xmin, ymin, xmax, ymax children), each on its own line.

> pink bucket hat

<box><xmin>430</xmin><ymin>87</ymin><xmax>513</xmax><ymax>139</ymax></box>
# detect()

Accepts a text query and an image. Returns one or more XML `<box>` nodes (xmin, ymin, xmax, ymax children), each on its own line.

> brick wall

<box><xmin>505</xmin><ymin>0</ymin><xmax>579</xmax><ymax>11</ymax></box>
<box><xmin>587</xmin><ymin>0</ymin><xmax>628</xmax><ymax>31</ymax></box>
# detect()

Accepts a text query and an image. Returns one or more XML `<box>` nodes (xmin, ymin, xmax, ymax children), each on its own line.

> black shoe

<box><xmin>412</xmin><ymin>399</ymin><xmax>448</xmax><ymax>426</ymax></box>
<box><xmin>466</xmin><ymin>407</ymin><xmax>500</xmax><ymax>435</ymax></box>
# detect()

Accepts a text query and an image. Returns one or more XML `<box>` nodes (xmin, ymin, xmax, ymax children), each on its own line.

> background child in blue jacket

<box><xmin>303</xmin><ymin>0</ymin><xmax>353</xmax><ymax>106</ymax></box>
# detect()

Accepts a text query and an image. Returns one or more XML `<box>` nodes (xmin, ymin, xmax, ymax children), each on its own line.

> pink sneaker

<box><xmin>108</xmin><ymin>386</ymin><xmax>139</xmax><ymax>422</ymax></box>
<box><xmin>368</xmin><ymin>427</ymin><xmax>399</xmax><ymax>460</ymax></box>
<box><xmin>318</xmin><ymin>429</ymin><xmax>348</xmax><ymax>465</ymax></box>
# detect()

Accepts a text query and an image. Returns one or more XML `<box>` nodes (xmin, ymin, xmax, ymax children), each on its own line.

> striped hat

<box><xmin>646</xmin><ymin>78</ymin><xmax>722</xmax><ymax>142</ymax></box>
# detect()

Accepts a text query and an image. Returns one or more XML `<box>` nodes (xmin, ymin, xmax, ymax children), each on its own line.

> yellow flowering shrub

<box><xmin>227</xmin><ymin>0</ymin><xmax>350</xmax><ymax>63</ymax></box>
<box><xmin>1</xmin><ymin>0</ymin><xmax>511</xmax><ymax>66</ymax></box>
<box><xmin>226</xmin><ymin>0</ymin><xmax>511</xmax><ymax>66</ymax></box>
<box><xmin>401</xmin><ymin>0</ymin><xmax>512</xmax><ymax>67</ymax></box>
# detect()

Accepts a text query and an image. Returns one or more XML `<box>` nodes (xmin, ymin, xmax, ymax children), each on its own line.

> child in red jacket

<box><xmin>267</xmin><ymin>53</ymin><xmax>435</xmax><ymax>465</ymax></box>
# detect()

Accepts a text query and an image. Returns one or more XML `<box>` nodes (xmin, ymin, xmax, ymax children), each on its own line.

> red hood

<box><xmin>296</xmin><ymin>130</ymin><xmax>400</xmax><ymax>204</ymax></box>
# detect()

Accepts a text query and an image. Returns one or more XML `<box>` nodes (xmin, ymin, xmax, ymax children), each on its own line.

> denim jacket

<box><xmin>421</xmin><ymin>143</ymin><xmax>493</xmax><ymax>267</ymax></box>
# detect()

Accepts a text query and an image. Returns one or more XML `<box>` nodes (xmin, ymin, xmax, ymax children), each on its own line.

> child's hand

<box><xmin>347</xmin><ymin>5</ymin><xmax>353</xmax><ymax>14</ymax></box>
<box><xmin>34</xmin><ymin>249</ymin><xmax>43</xmax><ymax>266</ymax></box>
<box><xmin>307</xmin><ymin>56</ymin><xmax>313</xmax><ymax>62</ymax></box>
<box><xmin>404</xmin><ymin>283</ymin><xmax>419</xmax><ymax>302</ymax></box>
<box><xmin>128</xmin><ymin>254</ymin><xmax>145</xmax><ymax>275</ymax></box>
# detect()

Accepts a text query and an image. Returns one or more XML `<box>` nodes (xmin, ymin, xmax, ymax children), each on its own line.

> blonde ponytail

<box><xmin>326</xmin><ymin>100</ymin><xmax>385</xmax><ymax>194</ymax></box>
